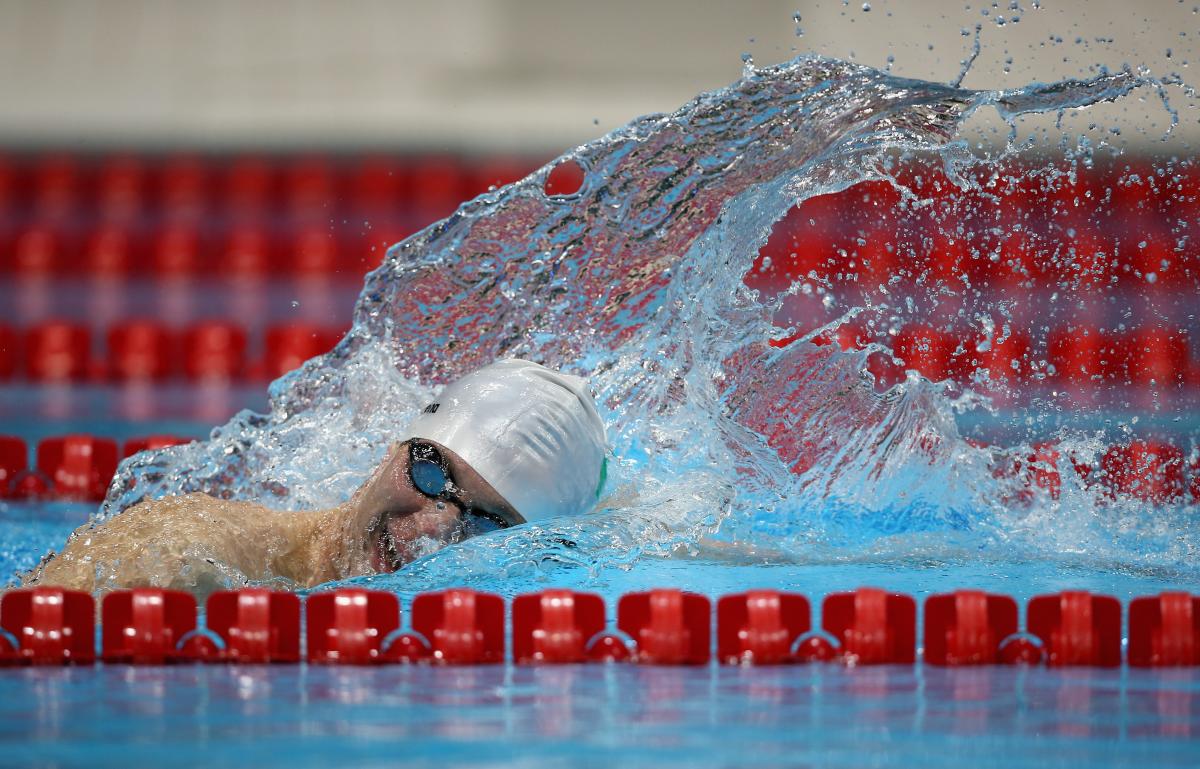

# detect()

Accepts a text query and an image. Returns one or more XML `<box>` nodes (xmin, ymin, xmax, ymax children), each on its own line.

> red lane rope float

<box><xmin>404</xmin><ymin>588</ymin><xmax>505</xmax><ymax>665</ymax></box>
<box><xmin>101</xmin><ymin>588</ymin><xmax>197</xmax><ymax>664</ymax></box>
<box><xmin>16</xmin><ymin>426</ymin><xmax>1184</xmax><ymax>508</ymax></box>
<box><xmin>198</xmin><ymin>588</ymin><xmax>301</xmax><ymax>664</ymax></box>
<box><xmin>35</xmin><ymin>435</ymin><xmax>119</xmax><ymax>502</ymax></box>
<box><xmin>2</xmin><ymin>586</ymin><xmax>1200</xmax><ymax>668</ymax></box>
<box><xmin>305</xmin><ymin>588</ymin><xmax>399</xmax><ymax>665</ymax></box>
<box><xmin>717</xmin><ymin>590</ymin><xmax>811</xmax><ymax>665</ymax></box>
<box><xmin>617</xmin><ymin>589</ymin><xmax>711</xmax><ymax>665</ymax></box>
<box><xmin>820</xmin><ymin>588</ymin><xmax>916</xmax><ymax>665</ymax></box>
<box><xmin>1128</xmin><ymin>592</ymin><xmax>1200</xmax><ymax>667</ymax></box>
<box><xmin>0</xmin><ymin>436</ymin><xmax>26</xmax><ymax>499</ymax></box>
<box><xmin>924</xmin><ymin>590</ymin><xmax>1020</xmax><ymax>666</ymax></box>
<box><xmin>511</xmin><ymin>589</ymin><xmax>607</xmax><ymax>664</ymax></box>
<box><xmin>0</xmin><ymin>587</ymin><xmax>94</xmax><ymax>665</ymax></box>
<box><xmin>1027</xmin><ymin>591</ymin><xmax>1123</xmax><ymax>668</ymax></box>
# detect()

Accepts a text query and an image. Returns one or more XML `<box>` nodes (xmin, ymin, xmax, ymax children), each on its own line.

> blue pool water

<box><xmin>6</xmin><ymin>55</ymin><xmax>1200</xmax><ymax>767</ymax></box>
<box><xmin>1</xmin><ymin>662</ymin><xmax>1197</xmax><ymax>769</ymax></box>
<box><xmin>3</xmin><ymin>506</ymin><xmax>1199</xmax><ymax>768</ymax></box>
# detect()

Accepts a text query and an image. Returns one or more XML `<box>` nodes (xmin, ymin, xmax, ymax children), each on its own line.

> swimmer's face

<box><xmin>352</xmin><ymin>439</ymin><xmax>524</xmax><ymax>573</ymax></box>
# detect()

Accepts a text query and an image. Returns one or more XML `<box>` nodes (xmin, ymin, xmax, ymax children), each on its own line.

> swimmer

<box><xmin>24</xmin><ymin>359</ymin><xmax>607</xmax><ymax>599</ymax></box>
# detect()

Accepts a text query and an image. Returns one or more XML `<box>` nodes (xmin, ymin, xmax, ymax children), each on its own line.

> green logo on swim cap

<box><xmin>595</xmin><ymin>457</ymin><xmax>607</xmax><ymax>499</ymax></box>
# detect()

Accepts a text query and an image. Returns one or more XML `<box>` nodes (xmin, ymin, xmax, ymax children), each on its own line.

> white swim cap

<box><xmin>405</xmin><ymin>359</ymin><xmax>607</xmax><ymax>523</ymax></box>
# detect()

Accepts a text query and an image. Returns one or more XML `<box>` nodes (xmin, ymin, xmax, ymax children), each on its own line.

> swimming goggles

<box><xmin>408</xmin><ymin>440</ymin><xmax>513</xmax><ymax>537</ymax></box>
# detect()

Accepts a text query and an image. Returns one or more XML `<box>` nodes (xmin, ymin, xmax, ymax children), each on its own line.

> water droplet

<box><xmin>862</xmin><ymin>2</ymin><xmax>871</xmax><ymax>10</ymax></box>
<box><xmin>291</xmin><ymin>300</ymin><xmax>300</xmax><ymax>308</ymax></box>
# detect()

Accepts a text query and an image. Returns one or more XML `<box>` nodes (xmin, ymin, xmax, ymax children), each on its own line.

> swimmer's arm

<box><xmin>690</xmin><ymin>536</ymin><xmax>792</xmax><ymax>563</ymax></box>
<box><xmin>24</xmin><ymin>493</ymin><xmax>331</xmax><ymax>599</ymax></box>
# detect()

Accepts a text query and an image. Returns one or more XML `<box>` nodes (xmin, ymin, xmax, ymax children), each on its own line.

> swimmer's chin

<box><xmin>367</xmin><ymin>531</ymin><xmax>450</xmax><ymax>574</ymax></box>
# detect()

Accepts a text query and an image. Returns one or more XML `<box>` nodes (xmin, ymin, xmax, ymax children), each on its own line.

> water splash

<box><xmin>106</xmin><ymin>56</ymin><xmax>1198</xmax><ymax>591</ymax></box>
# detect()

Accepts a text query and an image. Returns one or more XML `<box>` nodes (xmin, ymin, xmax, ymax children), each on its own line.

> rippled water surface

<box><xmin>1</xmin><ymin>662</ymin><xmax>1197</xmax><ymax>769</ymax></box>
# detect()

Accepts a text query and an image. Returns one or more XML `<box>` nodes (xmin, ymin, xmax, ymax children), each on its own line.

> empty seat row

<box><xmin>0</xmin><ymin>321</ymin><xmax>342</xmax><ymax>382</ymax></box>
<box><xmin>758</xmin><ymin>227</ymin><xmax>1200</xmax><ymax>292</ymax></box>
<box><xmin>0</xmin><ymin>434</ymin><xmax>190</xmax><ymax>501</ymax></box>
<box><xmin>3</xmin><ymin>433</ymin><xmax>1196</xmax><ymax>505</ymax></box>
<box><xmin>1</xmin><ymin>586</ymin><xmax>1195</xmax><ymax>668</ymax></box>
<box><xmin>787</xmin><ymin>322</ymin><xmax>1197</xmax><ymax>388</ymax></box>
<box><xmin>0</xmin><ymin>221</ymin><xmax>403</xmax><ymax>277</ymax></box>
<box><xmin>0</xmin><ymin>153</ymin><xmax>543</xmax><ymax>222</ymax></box>
<box><xmin>984</xmin><ymin>438</ymin><xmax>1200</xmax><ymax>505</ymax></box>
<box><xmin>2</xmin><ymin>153</ymin><xmax>1193</xmax><ymax>224</ymax></box>
<box><xmin>6</xmin><ymin>320</ymin><xmax>1194</xmax><ymax>388</ymax></box>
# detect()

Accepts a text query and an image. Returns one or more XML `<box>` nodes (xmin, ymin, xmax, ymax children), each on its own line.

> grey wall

<box><xmin>0</xmin><ymin>0</ymin><xmax>1194</xmax><ymax>150</ymax></box>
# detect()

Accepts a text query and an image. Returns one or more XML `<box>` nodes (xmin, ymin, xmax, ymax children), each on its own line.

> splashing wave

<box><xmin>106</xmin><ymin>56</ymin><xmax>1197</xmax><ymax>589</ymax></box>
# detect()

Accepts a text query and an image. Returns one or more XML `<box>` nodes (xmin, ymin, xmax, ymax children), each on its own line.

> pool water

<box><xmin>0</xmin><ymin>664</ymin><xmax>1196</xmax><ymax>769</ymax></box>
<box><xmin>3</xmin><ymin>505</ymin><xmax>1199</xmax><ymax>768</ymax></box>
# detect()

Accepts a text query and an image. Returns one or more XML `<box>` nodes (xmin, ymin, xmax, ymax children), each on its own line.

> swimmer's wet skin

<box><xmin>24</xmin><ymin>359</ymin><xmax>608</xmax><ymax>599</ymax></box>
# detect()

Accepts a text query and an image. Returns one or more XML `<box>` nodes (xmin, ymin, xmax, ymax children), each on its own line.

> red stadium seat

<box><xmin>821</xmin><ymin>588</ymin><xmax>916</xmax><ymax>665</ymax></box>
<box><xmin>36</xmin><ymin>435</ymin><xmax>119</xmax><ymax>501</ymax></box>
<box><xmin>223</xmin><ymin>156</ymin><xmax>275</xmax><ymax>216</ymax></box>
<box><xmin>0</xmin><ymin>325</ymin><xmax>16</xmax><ymax>379</ymax></box>
<box><xmin>290</xmin><ymin>226</ymin><xmax>341</xmax><ymax>275</ymax></box>
<box><xmin>306</xmin><ymin>588</ymin><xmax>400</xmax><ymax>664</ymax></box>
<box><xmin>410</xmin><ymin>156</ymin><xmax>465</xmax><ymax>220</ymax></box>
<box><xmin>409</xmin><ymin>589</ymin><xmax>506</xmax><ymax>665</ymax></box>
<box><xmin>1048</xmin><ymin>325</ymin><xmax>1108</xmax><ymax>385</ymax></box>
<box><xmin>262</xmin><ymin>324</ymin><xmax>337</xmax><ymax>379</ymax></box>
<box><xmin>0</xmin><ymin>154</ymin><xmax>11</xmax><ymax>212</ymax></box>
<box><xmin>151</xmin><ymin>224</ymin><xmax>205</xmax><ymax>276</ymax></box>
<box><xmin>717</xmin><ymin>590</ymin><xmax>811</xmax><ymax>665</ymax></box>
<box><xmin>472</xmin><ymin>156</ymin><xmax>533</xmax><ymax>197</ymax></box>
<box><xmin>1128</xmin><ymin>592</ymin><xmax>1200</xmax><ymax>667</ymax></box>
<box><xmin>123</xmin><ymin>435</ymin><xmax>191</xmax><ymax>458</ymax></box>
<box><xmin>0</xmin><ymin>588</ymin><xmax>95</xmax><ymax>665</ymax></box>
<box><xmin>923</xmin><ymin>590</ymin><xmax>1018</xmax><ymax>666</ymax></box>
<box><xmin>924</xmin><ymin>232</ymin><xmax>969</xmax><ymax>288</ymax></box>
<box><xmin>544</xmin><ymin>158</ymin><xmax>586</xmax><ymax>198</ymax></box>
<box><xmin>101</xmin><ymin>589</ymin><xmax>197</xmax><ymax>664</ymax></box>
<box><xmin>285</xmin><ymin>156</ymin><xmax>337</xmax><ymax>215</ymax></box>
<box><xmin>1124</xmin><ymin>328</ymin><xmax>1189</xmax><ymax>387</ymax></box>
<box><xmin>355</xmin><ymin>223</ymin><xmax>412</xmax><ymax>272</ymax></box>
<box><xmin>96</xmin><ymin>155</ymin><xmax>145</xmax><ymax>221</ymax></box>
<box><xmin>1123</xmin><ymin>231</ymin><xmax>1185</xmax><ymax>289</ymax></box>
<box><xmin>1058</xmin><ymin>233</ymin><xmax>1112</xmax><ymax>288</ymax></box>
<box><xmin>750</xmin><ymin>213</ymin><xmax>830</xmax><ymax>289</ymax></box>
<box><xmin>159</xmin><ymin>154</ymin><xmax>210</xmax><ymax>217</ymax></box>
<box><xmin>0</xmin><ymin>435</ymin><xmax>27</xmax><ymax>498</ymax></box>
<box><xmin>11</xmin><ymin>225</ymin><xmax>62</xmax><ymax>276</ymax></box>
<box><xmin>957</xmin><ymin>331</ymin><xmax>1032</xmax><ymax>384</ymax></box>
<box><xmin>1099</xmin><ymin>440</ymin><xmax>1185</xmax><ymax>503</ymax></box>
<box><xmin>25</xmin><ymin>322</ymin><xmax>91</xmax><ymax>382</ymax></box>
<box><xmin>220</xmin><ymin>225</ymin><xmax>274</xmax><ymax>277</ymax></box>
<box><xmin>31</xmin><ymin>154</ymin><xmax>79</xmax><ymax>220</ymax></box>
<box><xmin>202</xmin><ymin>588</ymin><xmax>301</xmax><ymax>663</ymax></box>
<box><xmin>511</xmin><ymin>589</ymin><xmax>607</xmax><ymax>664</ymax></box>
<box><xmin>1027</xmin><ymin>591</ymin><xmax>1122</xmax><ymax>667</ymax></box>
<box><xmin>107</xmin><ymin>321</ymin><xmax>176</xmax><ymax>381</ymax></box>
<box><xmin>84</xmin><ymin>225</ymin><xmax>139</xmax><ymax>277</ymax></box>
<box><xmin>893</xmin><ymin>324</ymin><xmax>955</xmax><ymax>382</ymax></box>
<box><xmin>854</xmin><ymin>230</ymin><xmax>900</xmax><ymax>288</ymax></box>
<box><xmin>617</xmin><ymin>589</ymin><xmax>711</xmax><ymax>665</ymax></box>
<box><xmin>183</xmin><ymin>322</ymin><xmax>247</xmax><ymax>380</ymax></box>
<box><xmin>349</xmin><ymin>155</ymin><xmax>405</xmax><ymax>211</ymax></box>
